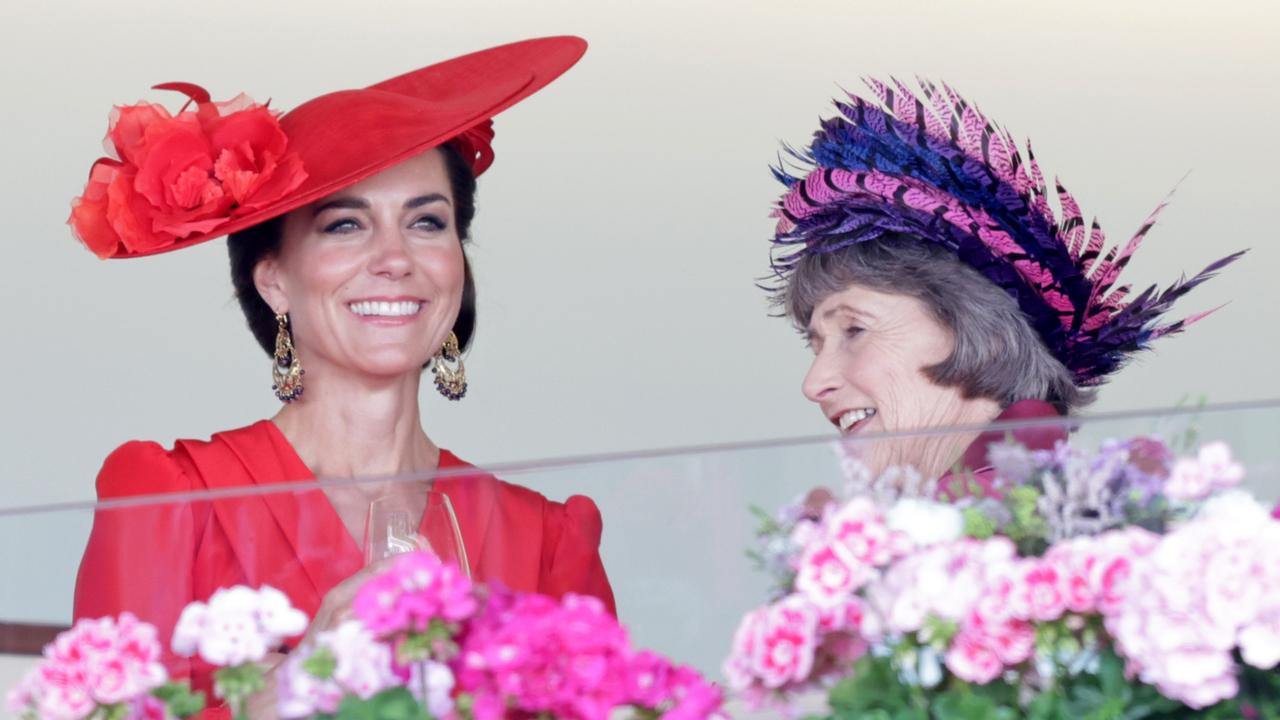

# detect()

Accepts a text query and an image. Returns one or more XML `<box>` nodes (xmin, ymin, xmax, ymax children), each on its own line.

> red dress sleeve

<box><xmin>540</xmin><ymin>494</ymin><xmax>617</xmax><ymax>616</ymax></box>
<box><xmin>73</xmin><ymin>442</ymin><xmax>228</xmax><ymax>719</ymax></box>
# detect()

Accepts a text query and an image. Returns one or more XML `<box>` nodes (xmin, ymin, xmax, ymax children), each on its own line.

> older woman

<box><xmin>768</xmin><ymin>79</ymin><xmax>1240</xmax><ymax>488</ymax></box>
<box><xmin>70</xmin><ymin>37</ymin><xmax>612</xmax><ymax>712</ymax></box>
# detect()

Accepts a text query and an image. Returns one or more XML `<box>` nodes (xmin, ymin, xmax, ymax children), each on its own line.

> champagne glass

<box><xmin>363</xmin><ymin>488</ymin><xmax>470</xmax><ymax>578</ymax></box>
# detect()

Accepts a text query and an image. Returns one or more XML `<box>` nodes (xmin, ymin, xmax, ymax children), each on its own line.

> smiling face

<box><xmin>802</xmin><ymin>283</ymin><xmax>1001</xmax><ymax>477</ymax></box>
<box><xmin>253</xmin><ymin>149</ymin><xmax>465</xmax><ymax>384</ymax></box>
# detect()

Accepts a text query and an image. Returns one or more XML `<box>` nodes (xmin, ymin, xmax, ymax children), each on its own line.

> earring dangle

<box><xmin>272</xmin><ymin>313</ymin><xmax>305</xmax><ymax>403</ymax></box>
<box><xmin>432</xmin><ymin>332</ymin><xmax>467</xmax><ymax>401</ymax></box>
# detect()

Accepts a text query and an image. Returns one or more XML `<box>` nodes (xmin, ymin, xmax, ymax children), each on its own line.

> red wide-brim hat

<box><xmin>69</xmin><ymin>36</ymin><xmax>587</xmax><ymax>259</ymax></box>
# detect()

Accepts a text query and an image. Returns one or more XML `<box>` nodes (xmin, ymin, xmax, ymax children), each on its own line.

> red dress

<box><xmin>73</xmin><ymin>420</ymin><xmax>615</xmax><ymax>711</ymax></box>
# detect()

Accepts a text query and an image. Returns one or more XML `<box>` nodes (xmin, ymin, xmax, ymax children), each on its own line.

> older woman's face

<box><xmin>802</xmin><ymin>284</ymin><xmax>998</xmax><ymax>476</ymax></box>
<box><xmin>256</xmin><ymin>150</ymin><xmax>464</xmax><ymax>381</ymax></box>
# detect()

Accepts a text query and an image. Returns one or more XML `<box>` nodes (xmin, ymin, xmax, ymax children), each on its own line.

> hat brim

<box><xmin>110</xmin><ymin>35</ymin><xmax>586</xmax><ymax>259</ymax></box>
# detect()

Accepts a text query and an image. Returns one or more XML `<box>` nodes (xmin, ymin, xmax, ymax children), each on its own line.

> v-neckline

<box><xmin>256</xmin><ymin>419</ymin><xmax>458</xmax><ymax>568</ymax></box>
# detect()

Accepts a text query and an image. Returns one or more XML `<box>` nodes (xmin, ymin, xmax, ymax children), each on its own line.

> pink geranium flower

<box><xmin>7</xmin><ymin>613</ymin><xmax>168</xmax><ymax>720</ymax></box>
<box><xmin>353</xmin><ymin>551</ymin><xmax>477</xmax><ymax>635</ymax></box>
<box><xmin>459</xmin><ymin>590</ymin><xmax>637</xmax><ymax>720</ymax></box>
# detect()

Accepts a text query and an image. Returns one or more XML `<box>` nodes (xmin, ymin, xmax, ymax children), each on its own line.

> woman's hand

<box><xmin>242</xmin><ymin>557</ymin><xmax>400</xmax><ymax>719</ymax></box>
<box><xmin>300</xmin><ymin>555</ymin><xmax>399</xmax><ymax>647</ymax></box>
<box><xmin>243</xmin><ymin>651</ymin><xmax>287</xmax><ymax>720</ymax></box>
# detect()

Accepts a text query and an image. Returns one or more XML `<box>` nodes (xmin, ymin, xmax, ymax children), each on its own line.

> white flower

<box><xmin>1165</xmin><ymin>442</ymin><xmax>1247</xmax><ymax>503</ymax></box>
<box><xmin>405</xmin><ymin>661</ymin><xmax>455</xmax><ymax>717</ymax></box>
<box><xmin>324</xmin><ymin>621</ymin><xmax>397</xmax><ymax>700</ymax></box>
<box><xmin>886</xmin><ymin>499</ymin><xmax>963</xmax><ymax>549</ymax></box>
<box><xmin>1239</xmin><ymin>616</ymin><xmax>1280</xmax><ymax>669</ymax></box>
<box><xmin>172</xmin><ymin>585</ymin><xmax>309</xmax><ymax>667</ymax></box>
<box><xmin>1198</xmin><ymin>490</ymin><xmax>1269</xmax><ymax>530</ymax></box>
<box><xmin>257</xmin><ymin>586</ymin><xmax>308</xmax><ymax>638</ymax></box>
<box><xmin>1198</xmin><ymin>442</ymin><xmax>1245</xmax><ymax>491</ymax></box>
<box><xmin>170</xmin><ymin>603</ymin><xmax>208</xmax><ymax>657</ymax></box>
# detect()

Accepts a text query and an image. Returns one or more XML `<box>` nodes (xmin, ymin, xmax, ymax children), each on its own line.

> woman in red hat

<box><xmin>69</xmin><ymin>37</ymin><xmax>613</xmax><ymax>712</ymax></box>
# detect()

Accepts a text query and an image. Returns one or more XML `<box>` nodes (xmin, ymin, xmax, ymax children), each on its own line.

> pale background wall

<box><xmin>0</xmin><ymin>0</ymin><xmax>1278</xmax><ymax>704</ymax></box>
<box><xmin>2</xmin><ymin>0</ymin><xmax>1277</xmax><ymax>507</ymax></box>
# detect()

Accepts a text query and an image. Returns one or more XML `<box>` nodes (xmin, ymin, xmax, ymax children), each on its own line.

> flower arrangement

<box><xmin>9</xmin><ymin>552</ymin><xmax>722</xmax><ymax>720</ymax></box>
<box><xmin>726</xmin><ymin>436</ymin><xmax>1280</xmax><ymax>718</ymax></box>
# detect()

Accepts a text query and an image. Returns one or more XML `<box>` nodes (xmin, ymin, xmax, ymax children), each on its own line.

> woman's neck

<box><xmin>270</xmin><ymin>365</ymin><xmax>439</xmax><ymax>480</ymax></box>
<box><xmin>909</xmin><ymin>395</ymin><xmax>1004</xmax><ymax>481</ymax></box>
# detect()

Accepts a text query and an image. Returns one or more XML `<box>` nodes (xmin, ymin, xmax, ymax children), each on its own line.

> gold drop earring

<box><xmin>432</xmin><ymin>331</ymin><xmax>467</xmax><ymax>401</ymax></box>
<box><xmin>272</xmin><ymin>313</ymin><xmax>304</xmax><ymax>402</ymax></box>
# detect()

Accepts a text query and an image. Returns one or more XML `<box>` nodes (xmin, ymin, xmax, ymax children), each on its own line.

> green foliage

<box><xmin>1006</xmin><ymin>485</ymin><xmax>1049</xmax><ymax>553</ymax></box>
<box><xmin>919</xmin><ymin>618</ymin><xmax>958</xmax><ymax>651</ymax></box>
<box><xmin>960</xmin><ymin>506</ymin><xmax>996</xmax><ymax>540</ymax></box>
<box><xmin>396</xmin><ymin>619</ymin><xmax>456</xmax><ymax>665</ymax></box>
<box><xmin>303</xmin><ymin>646</ymin><xmax>338</xmax><ymax>680</ymax></box>
<box><xmin>151</xmin><ymin>681</ymin><xmax>207</xmax><ymax>718</ymax></box>
<box><xmin>749</xmin><ymin>504</ymin><xmax>783</xmax><ymax>535</ymax></box>
<box><xmin>931</xmin><ymin>690</ymin><xmax>1017</xmax><ymax>720</ymax></box>
<box><xmin>212</xmin><ymin>664</ymin><xmax>266</xmax><ymax>720</ymax></box>
<box><xmin>826</xmin><ymin>655</ymin><xmax>927</xmax><ymax>720</ymax></box>
<box><xmin>811</xmin><ymin>649</ymin><xmax>1258</xmax><ymax>720</ymax></box>
<box><xmin>329</xmin><ymin>687</ymin><xmax>427</xmax><ymax>720</ymax></box>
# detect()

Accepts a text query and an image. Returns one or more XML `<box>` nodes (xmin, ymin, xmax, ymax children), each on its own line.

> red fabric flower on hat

<box><xmin>70</xmin><ymin>84</ymin><xmax>307</xmax><ymax>258</ymax></box>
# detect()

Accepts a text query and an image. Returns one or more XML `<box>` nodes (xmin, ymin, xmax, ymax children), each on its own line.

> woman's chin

<box><xmin>342</xmin><ymin>356</ymin><xmax>432</xmax><ymax>383</ymax></box>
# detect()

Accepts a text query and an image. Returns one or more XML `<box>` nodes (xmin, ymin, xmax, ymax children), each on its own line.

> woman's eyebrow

<box><xmin>312</xmin><ymin>197</ymin><xmax>368</xmax><ymax>215</ymax></box>
<box><xmin>310</xmin><ymin>194</ymin><xmax>452</xmax><ymax>215</ymax></box>
<box><xmin>820</xmin><ymin>303</ymin><xmax>876</xmax><ymax>323</ymax></box>
<box><xmin>405</xmin><ymin>193</ymin><xmax>451</xmax><ymax>209</ymax></box>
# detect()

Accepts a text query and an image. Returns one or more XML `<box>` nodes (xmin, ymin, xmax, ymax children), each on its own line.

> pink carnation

<box><xmin>1013</xmin><ymin>558</ymin><xmax>1068</xmax><ymax>622</ymax></box>
<box><xmin>723</xmin><ymin>607</ymin><xmax>765</xmax><ymax>693</ymax></box>
<box><xmin>795</xmin><ymin>541</ymin><xmax>867</xmax><ymax>609</ymax></box>
<box><xmin>1164</xmin><ymin>442</ymin><xmax>1245</xmax><ymax>502</ymax></box>
<box><xmin>944</xmin><ymin>628</ymin><xmax>1005</xmax><ymax>684</ymax></box>
<box><xmin>750</xmin><ymin>596</ymin><xmax>819</xmax><ymax>689</ymax></box>
<box><xmin>353</xmin><ymin>551</ymin><xmax>477</xmax><ymax>635</ymax></box>
<box><xmin>1105</xmin><ymin>496</ymin><xmax>1280</xmax><ymax>708</ymax></box>
<box><xmin>827</xmin><ymin>497</ymin><xmax>905</xmax><ymax>567</ymax></box>
<box><xmin>867</xmin><ymin>537</ymin><xmax>1016</xmax><ymax>635</ymax></box>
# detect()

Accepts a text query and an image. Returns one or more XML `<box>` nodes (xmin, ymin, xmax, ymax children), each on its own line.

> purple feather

<box><xmin>767</xmin><ymin>77</ymin><xmax>1243</xmax><ymax>387</ymax></box>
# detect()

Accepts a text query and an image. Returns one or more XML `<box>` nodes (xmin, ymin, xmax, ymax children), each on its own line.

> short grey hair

<box><xmin>779</xmin><ymin>235</ymin><xmax>1093</xmax><ymax>413</ymax></box>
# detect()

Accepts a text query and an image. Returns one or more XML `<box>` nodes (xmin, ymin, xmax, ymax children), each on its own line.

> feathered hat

<box><xmin>70</xmin><ymin>36</ymin><xmax>586</xmax><ymax>259</ymax></box>
<box><xmin>768</xmin><ymin>78</ymin><xmax>1242</xmax><ymax>386</ymax></box>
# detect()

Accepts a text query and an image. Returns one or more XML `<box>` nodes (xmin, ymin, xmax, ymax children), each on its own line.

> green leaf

<box><xmin>1025</xmin><ymin>694</ymin><xmax>1062</xmax><ymax>720</ymax></box>
<box><xmin>1096</xmin><ymin>650</ymin><xmax>1126</xmax><ymax>698</ymax></box>
<box><xmin>303</xmin><ymin>646</ymin><xmax>338</xmax><ymax>680</ymax></box>
<box><xmin>827</xmin><ymin>655</ymin><xmax>923</xmax><ymax>719</ymax></box>
<box><xmin>334</xmin><ymin>687</ymin><xmax>425</xmax><ymax>720</ymax></box>
<box><xmin>921</xmin><ymin>617</ymin><xmax>959</xmax><ymax>650</ymax></box>
<box><xmin>749</xmin><ymin>504</ymin><xmax>782</xmax><ymax>534</ymax></box>
<box><xmin>961</xmin><ymin>507</ymin><xmax>996</xmax><ymax>539</ymax></box>
<box><xmin>152</xmin><ymin>681</ymin><xmax>207</xmax><ymax>718</ymax></box>
<box><xmin>931</xmin><ymin>689</ymin><xmax>1017</xmax><ymax>720</ymax></box>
